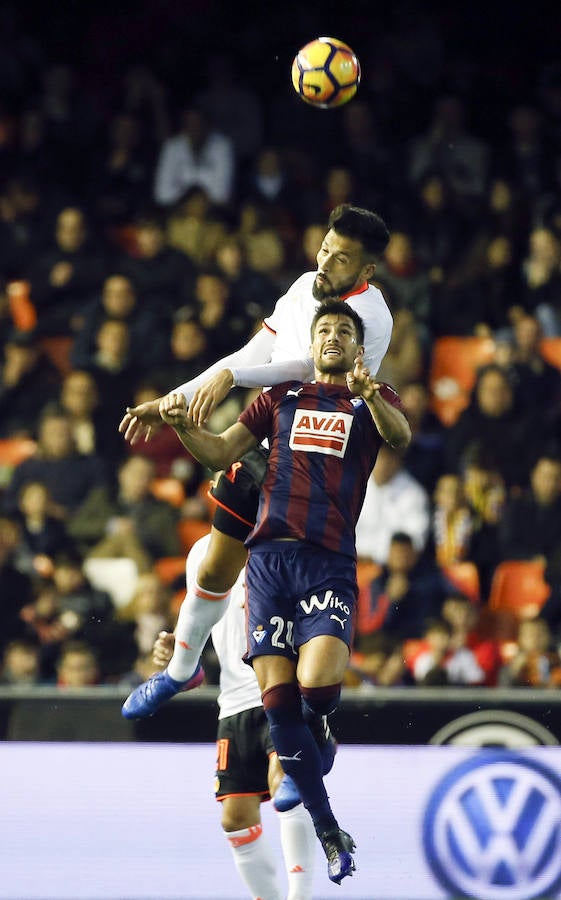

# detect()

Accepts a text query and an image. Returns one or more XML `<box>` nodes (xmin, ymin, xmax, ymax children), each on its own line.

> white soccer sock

<box><xmin>166</xmin><ymin>582</ymin><xmax>230</xmax><ymax>682</ymax></box>
<box><xmin>225</xmin><ymin>824</ymin><xmax>282</xmax><ymax>900</ymax></box>
<box><xmin>278</xmin><ymin>804</ymin><xmax>317</xmax><ymax>900</ymax></box>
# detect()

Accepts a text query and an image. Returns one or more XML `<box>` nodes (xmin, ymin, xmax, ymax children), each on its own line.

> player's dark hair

<box><xmin>328</xmin><ymin>204</ymin><xmax>390</xmax><ymax>257</ymax></box>
<box><xmin>311</xmin><ymin>300</ymin><xmax>364</xmax><ymax>345</ymax></box>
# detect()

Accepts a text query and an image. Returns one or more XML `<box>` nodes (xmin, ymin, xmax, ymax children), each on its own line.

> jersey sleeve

<box><xmin>174</xmin><ymin>326</ymin><xmax>276</xmax><ymax>402</ymax></box>
<box><xmin>364</xmin><ymin>300</ymin><xmax>393</xmax><ymax>376</ymax></box>
<box><xmin>238</xmin><ymin>390</ymin><xmax>274</xmax><ymax>443</ymax></box>
<box><xmin>231</xmin><ymin>356</ymin><xmax>314</xmax><ymax>388</ymax></box>
<box><xmin>378</xmin><ymin>382</ymin><xmax>406</xmax><ymax>413</ymax></box>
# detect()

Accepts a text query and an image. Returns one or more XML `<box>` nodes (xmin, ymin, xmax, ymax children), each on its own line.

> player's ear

<box><xmin>361</xmin><ymin>261</ymin><xmax>376</xmax><ymax>281</ymax></box>
<box><xmin>356</xmin><ymin>345</ymin><xmax>365</xmax><ymax>358</ymax></box>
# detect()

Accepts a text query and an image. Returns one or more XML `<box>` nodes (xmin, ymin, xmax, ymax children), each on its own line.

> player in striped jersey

<box><xmin>134</xmin><ymin>302</ymin><xmax>410</xmax><ymax>883</ymax></box>
<box><xmin>121</xmin><ymin>206</ymin><xmax>392</xmax><ymax>729</ymax></box>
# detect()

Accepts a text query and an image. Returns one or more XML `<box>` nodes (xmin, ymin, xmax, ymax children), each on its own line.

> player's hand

<box><xmin>188</xmin><ymin>369</ymin><xmax>234</xmax><ymax>427</ymax></box>
<box><xmin>346</xmin><ymin>355</ymin><xmax>380</xmax><ymax>401</ymax></box>
<box><xmin>159</xmin><ymin>392</ymin><xmax>189</xmax><ymax>426</ymax></box>
<box><xmin>119</xmin><ymin>399</ymin><xmax>162</xmax><ymax>444</ymax></box>
<box><xmin>153</xmin><ymin>631</ymin><xmax>175</xmax><ymax>667</ymax></box>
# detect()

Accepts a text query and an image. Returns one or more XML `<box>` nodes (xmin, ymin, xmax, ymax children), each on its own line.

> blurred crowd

<box><xmin>1</xmin><ymin>2</ymin><xmax>561</xmax><ymax>692</ymax></box>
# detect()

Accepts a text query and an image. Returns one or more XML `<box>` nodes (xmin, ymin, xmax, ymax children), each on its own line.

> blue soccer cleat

<box><xmin>121</xmin><ymin>666</ymin><xmax>204</xmax><ymax>719</ymax></box>
<box><xmin>273</xmin><ymin>774</ymin><xmax>301</xmax><ymax>812</ymax></box>
<box><xmin>319</xmin><ymin>828</ymin><xmax>356</xmax><ymax>884</ymax></box>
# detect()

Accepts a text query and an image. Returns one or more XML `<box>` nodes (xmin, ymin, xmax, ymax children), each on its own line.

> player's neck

<box><xmin>313</xmin><ymin>369</ymin><xmax>349</xmax><ymax>386</ymax></box>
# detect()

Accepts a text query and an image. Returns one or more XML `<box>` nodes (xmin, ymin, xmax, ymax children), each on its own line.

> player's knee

<box><xmin>299</xmin><ymin>682</ymin><xmax>342</xmax><ymax>716</ymax></box>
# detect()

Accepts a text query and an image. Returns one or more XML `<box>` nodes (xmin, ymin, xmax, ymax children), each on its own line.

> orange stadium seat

<box><xmin>177</xmin><ymin>518</ymin><xmax>211</xmax><ymax>553</ymax></box>
<box><xmin>488</xmin><ymin>560</ymin><xmax>551</xmax><ymax>620</ymax></box>
<box><xmin>39</xmin><ymin>335</ymin><xmax>74</xmax><ymax>376</ymax></box>
<box><xmin>150</xmin><ymin>477</ymin><xmax>186</xmax><ymax>508</ymax></box>
<box><xmin>541</xmin><ymin>337</ymin><xmax>561</xmax><ymax>371</ymax></box>
<box><xmin>442</xmin><ymin>561</ymin><xmax>481</xmax><ymax>603</ymax></box>
<box><xmin>429</xmin><ymin>336</ymin><xmax>496</xmax><ymax>426</ymax></box>
<box><xmin>0</xmin><ymin>438</ymin><xmax>37</xmax><ymax>488</ymax></box>
<box><xmin>154</xmin><ymin>556</ymin><xmax>186</xmax><ymax>585</ymax></box>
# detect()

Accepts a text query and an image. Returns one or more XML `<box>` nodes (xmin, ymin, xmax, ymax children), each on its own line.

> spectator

<box><xmin>519</xmin><ymin>225</ymin><xmax>561</xmax><ymax>335</ymax></box>
<box><xmin>3</xmin><ymin>403</ymin><xmax>108</xmax><ymax>521</ymax></box>
<box><xmin>430</xmin><ymin>473</ymin><xmax>473</xmax><ymax>568</ymax></box>
<box><xmin>154</xmin><ymin>105</ymin><xmax>235</xmax><ymax>208</ymax></box>
<box><xmin>81</xmin><ymin>318</ymin><xmax>143</xmax><ymax>432</ymax></box>
<box><xmin>88</xmin><ymin>111</ymin><xmax>155</xmax><ymax>225</ymax></box>
<box><xmin>498</xmin><ymin>454</ymin><xmax>561</xmax><ymax>566</ymax></box>
<box><xmin>0</xmin><ymin>327</ymin><xmax>61</xmax><ymax>438</ymax></box>
<box><xmin>444</xmin><ymin>363</ymin><xmax>543</xmax><ymax>489</ymax></box>
<box><xmin>27</xmin><ymin>206</ymin><xmax>107</xmax><ymax>335</ymax></box>
<box><xmin>399</xmin><ymin>380</ymin><xmax>445</xmax><ymax>492</ymax></box>
<box><xmin>188</xmin><ymin>268</ymin><xmax>254</xmax><ymax>360</ymax></box>
<box><xmin>213</xmin><ymin>234</ymin><xmax>279</xmax><ymax>325</ymax></box>
<box><xmin>440</xmin><ymin>593</ymin><xmax>501</xmax><ymax>686</ymax></box>
<box><xmin>15</xmin><ymin>480</ymin><xmax>71</xmax><ymax>573</ymax></box>
<box><xmin>355</xmin><ymin>445</ymin><xmax>431</xmax><ymax>565</ymax></box>
<box><xmin>166</xmin><ymin>185</ymin><xmax>229</xmax><ymax>268</ymax></box>
<box><xmin>460</xmin><ymin>447</ymin><xmax>506</xmax><ymax>597</ymax></box>
<box><xmin>69</xmin><ymin>454</ymin><xmax>182</xmax><ymax>566</ymax></box>
<box><xmin>124</xmin><ymin>380</ymin><xmax>204</xmax><ymax>490</ymax></box>
<box><xmin>408</xmin><ymin>94</ymin><xmax>490</xmax><ymax>214</ymax></box>
<box><xmin>496</xmin><ymin>314</ymin><xmax>561</xmax><ymax>427</ymax></box>
<box><xmin>374</xmin><ymin>230</ymin><xmax>433</xmax><ymax>343</ymax></box>
<box><xmin>1</xmin><ymin>638</ymin><xmax>42</xmax><ymax>685</ymax></box>
<box><xmin>345</xmin><ymin>632</ymin><xmax>412</xmax><ymax>690</ymax></box>
<box><xmin>116</xmin><ymin>571</ymin><xmax>175</xmax><ymax>658</ymax></box>
<box><xmin>55</xmin><ymin>639</ymin><xmax>100</xmax><ymax>687</ymax></box>
<box><xmin>119</xmin><ymin>208</ymin><xmax>197</xmax><ymax>315</ymax></box>
<box><xmin>59</xmin><ymin>368</ymin><xmax>124</xmax><ymax>465</ymax></box>
<box><xmin>409</xmin><ymin>617</ymin><xmax>485</xmax><ymax>686</ymax></box>
<box><xmin>356</xmin><ymin>532</ymin><xmax>452</xmax><ymax>642</ymax></box>
<box><xmin>194</xmin><ymin>51</ymin><xmax>264</xmax><ymax>165</ymax></box>
<box><xmin>501</xmin><ymin>618</ymin><xmax>561</xmax><ymax>687</ymax></box>
<box><xmin>147</xmin><ymin>314</ymin><xmax>211</xmax><ymax>393</ymax></box>
<box><xmin>21</xmin><ymin>549</ymin><xmax>119</xmax><ymax>677</ymax></box>
<box><xmin>71</xmin><ymin>273</ymin><xmax>168</xmax><ymax>371</ymax></box>
<box><xmin>0</xmin><ymin>515</ymin><xmax>34</xmax><ymax>655</ymax></box>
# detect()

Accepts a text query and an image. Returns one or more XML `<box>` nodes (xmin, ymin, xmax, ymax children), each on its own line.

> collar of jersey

<box><xmin>340</xmin><ymin>281</ymin><xmax>369</xmax><ymax>300</ymax></box>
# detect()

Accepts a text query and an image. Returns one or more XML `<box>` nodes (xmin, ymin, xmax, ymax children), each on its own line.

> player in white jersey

<box><xmin>121</xmin><ymin>204</ymin><xmax>392</xmax><ymax>721</ymax></box>
<box><xmin>153</xmin><ymin>535</ymin><xmax>316</xmax><ymax>900</ymax></box>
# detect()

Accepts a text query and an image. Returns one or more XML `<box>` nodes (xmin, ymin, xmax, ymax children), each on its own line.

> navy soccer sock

<box><xmin>300</xmin><ymin>683</ymin><xmax>341</xmax><ymax>742</ymax></box>
<box><xmin>262</xmin><ymin>683</ymin><xmax>337</xmax><ymax>835</ymax></box>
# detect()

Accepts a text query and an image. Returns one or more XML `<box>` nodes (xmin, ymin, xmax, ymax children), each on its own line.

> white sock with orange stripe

<box><xmin>278</xmin><ymin>804</ymin><xmax>317</xmax><ymax>900</ymax></box>
<box><xmin>167</xmin><ymin>581</ymin><xmax>230</xmax><ymax>682</ymax></box>
<box><xmin>225</xmin><ymin>823</ymin><xmax>282</xmax><ymax>900</ymax></box>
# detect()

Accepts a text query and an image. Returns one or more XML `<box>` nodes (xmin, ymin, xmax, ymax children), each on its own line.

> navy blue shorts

<box><xmin>245</xmin><ymin>542</ymin><xmax>357</xmax><ymax>662</ymax></box>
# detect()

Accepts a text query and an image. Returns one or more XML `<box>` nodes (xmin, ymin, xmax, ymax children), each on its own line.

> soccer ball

<box><xmin>291</xmin><ymin>37</ymin><xmax>360</xmax><ymax>109</ymax></box>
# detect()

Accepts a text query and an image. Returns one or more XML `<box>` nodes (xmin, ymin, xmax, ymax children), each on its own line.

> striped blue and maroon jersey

<box><xmin>239</xmin><ymin>380</ymin><xmax>403</xmax><ymax>559</ymax></box>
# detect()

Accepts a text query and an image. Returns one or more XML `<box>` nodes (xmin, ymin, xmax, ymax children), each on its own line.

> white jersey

<box><xmin>186</xmin><ymin>535</ymin><xmax>261</xmax><ymax>719</ymax></box>
<box><xmin>264</xmin><ymin>271</ymin><xmax>393</xmax><ymax>375</ymax></box>
<box><xmin>177</xmin><ymin>271</ymin><xmax>393</xmax><ymax>401</ymax></box>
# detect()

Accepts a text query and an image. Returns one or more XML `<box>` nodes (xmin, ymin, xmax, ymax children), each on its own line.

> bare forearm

<box><xmin>365</xmin><ymin>393</ymin><xmax>411</xmax><ymax>449</ymax></box>
<box><xmin>172</xmin><ymin>422</ymin><xmax>237</xmax><ymax>470</ymax></box>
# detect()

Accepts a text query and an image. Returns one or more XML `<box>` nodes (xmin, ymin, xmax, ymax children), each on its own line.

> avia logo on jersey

<box><xmin>423</xmin><ymin>752</ymin><xmax>561</xmax><ymax>900</ymax></box>
<box><xmin>300</xmin><ymin>589</ymin><xmax>351</xmax><ymax>617</ymax></box>
<box><xmin>289</xmin><ymin>409</ymin><xmax>353</xmax><ymax>457</ymax></box>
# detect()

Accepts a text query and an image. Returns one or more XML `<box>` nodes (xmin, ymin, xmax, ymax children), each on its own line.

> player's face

<box><xmin>311</xmin><ymin>313</ymin><xmax>360</xmax><ymax>374</ymax></box>
<box><xmin>313</xmin><ymin>229</ymin><xmax>374</xmax><ymax>300</ymax></box>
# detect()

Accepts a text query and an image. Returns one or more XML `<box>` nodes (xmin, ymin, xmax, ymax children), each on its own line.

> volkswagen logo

<box><xmin>423</xmin><ymin>752</ymin><xmax>561</xmax><ymax>900</ymax></box>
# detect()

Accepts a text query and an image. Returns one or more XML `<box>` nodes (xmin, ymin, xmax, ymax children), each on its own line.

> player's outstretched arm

<box><xmin>189</xmin><ymin>357</ymin><xmax>314</xmax><ymax>426</ymax></box>
<box><xmin>346</xmin><ymin>357</ymin><xmax>411</xmax><ymax>449</ymax></box>
<box><xmin>160</xmin><ymin>392</ymin><xmax>257</xmax><ymax>470</ymax></box>
<box><xmin>119</xmin><ymin>399</ymin><xmax>163</xmax><ymax>445</ymax></box>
